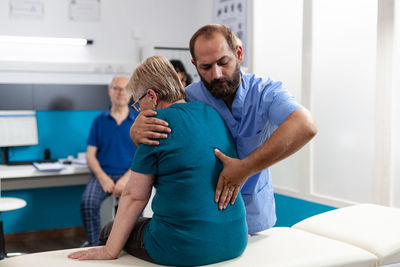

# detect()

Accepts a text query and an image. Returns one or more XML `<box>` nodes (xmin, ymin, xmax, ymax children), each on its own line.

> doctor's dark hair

<box><xmin>126</xmin><ymin>56</ymin><xmax>185</xmax><ymax>103</ymax></box>
<box><xmin>189</xmin><ymin>24</ymin><xmax>239</xmax><ymax>62</ymax></box>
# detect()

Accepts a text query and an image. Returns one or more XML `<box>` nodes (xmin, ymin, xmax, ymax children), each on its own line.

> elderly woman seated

<box><xmin>68</xmin><ymin>56</ymin><xmax>248</xmax><ymax>266</ymax></box>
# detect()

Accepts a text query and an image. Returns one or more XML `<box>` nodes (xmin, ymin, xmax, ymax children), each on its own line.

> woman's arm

<box><xmin>68</xmin><ymin>171</ymin><xmax>154</xmax><ymax>260</ymax></box>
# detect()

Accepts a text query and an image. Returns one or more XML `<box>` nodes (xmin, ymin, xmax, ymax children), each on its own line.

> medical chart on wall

<box><xmin>10</xmin><ymin>0</ymin><xmax>44</xmax><ymax>20</ymax></box>
<box><xmin>69</xmin><ymin>0</ymin><xmax>100</xmax><ymax>21</ymax></box>
<box><xmin>213</xmin><ymin>0</ymin><xmax>248</xmax><ymax>67</ymax></box>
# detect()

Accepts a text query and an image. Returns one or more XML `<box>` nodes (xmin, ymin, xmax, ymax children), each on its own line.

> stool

<box><xmin>99</xmin><ymin>195</ymin><xmax>119</xmax><ymax>228</ymax></box>
<box><xmin>0</xmin><ymin>197</ymin><xmax>27</xmax><ymax>260</ymax></box>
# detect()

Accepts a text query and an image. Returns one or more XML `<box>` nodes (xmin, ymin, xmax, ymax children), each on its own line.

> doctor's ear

<box><xmin>236</xmin><ymin>45</ymin><xmax>243</xmax><ymax>62</ymax></box>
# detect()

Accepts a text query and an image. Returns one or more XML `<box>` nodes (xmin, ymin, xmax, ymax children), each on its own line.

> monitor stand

<box><xmin>0</xmin><ymin>147</ymin><xmax>9</xmax><ymax>165</ymax></box>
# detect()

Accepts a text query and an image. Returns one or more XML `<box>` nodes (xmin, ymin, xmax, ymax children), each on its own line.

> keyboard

<box><xmin>7</xmin><ymin>159</ymin><xmax>58</xmax><ymax>166</ymax></box>
<box><xmin>33</xmin><ymin>162</ymin><xmax>65</xmax><ymax>171</ymax></box>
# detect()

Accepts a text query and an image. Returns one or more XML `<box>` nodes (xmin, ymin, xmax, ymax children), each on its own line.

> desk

<box><xmin>0</xmin><ymin>164</ymin><xmax>90</xmax><ymax>194</ymax></box>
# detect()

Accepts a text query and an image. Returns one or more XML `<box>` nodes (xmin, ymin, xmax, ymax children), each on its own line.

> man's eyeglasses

<box><xmin>131</xmin><ymin>92</ymin><xmax>147</xmax><ymax>112</ymax></box>
<box><xmin>111</xmin><ymin>86</ymin><xmax>125</xmax><ymax>92</ymax></box>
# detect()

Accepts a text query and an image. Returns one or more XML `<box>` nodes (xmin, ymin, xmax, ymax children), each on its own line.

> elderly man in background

<box><xmin>81</xmin><ymin>76</ymin><xmax>137</xmax><ymax>246</ymax></box>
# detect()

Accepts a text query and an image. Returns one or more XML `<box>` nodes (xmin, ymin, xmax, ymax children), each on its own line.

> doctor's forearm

<box><xmin>243</xmin><ymin>108</ymin><xmax>317</xmax><ymax>176</ymax></box>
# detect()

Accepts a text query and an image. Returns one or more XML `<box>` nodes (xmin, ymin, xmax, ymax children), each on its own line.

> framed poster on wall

<box><xmin>213</xmin><ymin>0</ymin><xmax>248</xmax><ymax>67</ymax></box>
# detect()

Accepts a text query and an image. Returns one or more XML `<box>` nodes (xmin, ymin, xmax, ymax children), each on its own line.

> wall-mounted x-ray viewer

<box><xmin>141</xmin><ymin>45</ymin><xmax>199</xmax><ymax>83</ymax></box>
<box><xmin>0</xmin><ymin>110</ymin><xmax>39</xmax><ymax>165</ymax></box>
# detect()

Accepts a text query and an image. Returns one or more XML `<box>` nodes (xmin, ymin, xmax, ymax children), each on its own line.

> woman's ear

<box><xmin>146</xmin><ymin>89</ymin><xmax>158</xmax><ymax>106</ymax></box>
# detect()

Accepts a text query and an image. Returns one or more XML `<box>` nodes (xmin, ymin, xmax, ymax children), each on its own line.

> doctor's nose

<box><xmin>211</xmin><ymin>65</ymin><xmax>223</xmax><ymax>80</ymax></box>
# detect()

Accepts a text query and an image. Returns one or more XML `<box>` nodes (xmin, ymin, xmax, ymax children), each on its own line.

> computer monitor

<box><xmin>0</xmin><ymin>110</ymin><xmax>39</xmax><ymax>164</ymax></box>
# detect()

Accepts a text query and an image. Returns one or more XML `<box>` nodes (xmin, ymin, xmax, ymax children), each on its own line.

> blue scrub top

<box><xmin>87</xmin><ymin>107</ymin><xmax>137</xmax><ymax>175</ymax></box>
<box><xmin>185</xmin><ymin>72</ymin><xmax>302</xmax><ymax>233</ymax></box>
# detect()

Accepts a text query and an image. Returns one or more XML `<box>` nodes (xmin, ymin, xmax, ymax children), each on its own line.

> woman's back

<box><xmin>131</xmin><ymin>101</ymin><xmax>248</xmax><ymax>266</ymax></box>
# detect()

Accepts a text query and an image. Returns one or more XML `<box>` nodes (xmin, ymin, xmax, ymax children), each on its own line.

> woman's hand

<box><xmin>68</xmin><ymin>246</ymin><xmax>117</xmax><ymax>261</ymax></box>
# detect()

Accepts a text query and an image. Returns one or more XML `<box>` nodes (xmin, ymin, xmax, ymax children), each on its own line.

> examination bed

<box><xmin>2</xmin><ymin>204</ymin><xmax>400</xmax><ymax>267</ymax></box>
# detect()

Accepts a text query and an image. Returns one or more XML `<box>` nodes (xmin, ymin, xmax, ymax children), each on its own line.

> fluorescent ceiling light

<box><xmin>0</xmin><ymin>36</ymin><xmax>93</xmax><ymax>46</ymax></box>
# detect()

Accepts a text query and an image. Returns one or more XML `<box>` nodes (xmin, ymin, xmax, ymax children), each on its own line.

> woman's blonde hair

<box><xmin>126</xmin><ymin>56</ymin><xmax>186</xmax><ymax>102</ymax></box>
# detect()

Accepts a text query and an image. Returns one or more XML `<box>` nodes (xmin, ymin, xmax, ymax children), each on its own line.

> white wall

<box><xmin>253</xmin><ymin>0</ymin><xmax>304</xmax><ymax>194</ymax></box>
<box><xmin>0</xmin><ymin>0</ymin><xmax>213</xmax><ymax>84</ymax></box>
<box><xmin>254</xmin><ymin>0</ymin><xmax>400</xmax><ymax>208</ymax></box>
<box><xmin>312</xmin><ymin>0</ymin><xmax>377</xmax><ymax>204</ymax></box>
<box><xmin>393</xmin><ymin>0</ymin><xmax>400</xmax><ymax>207</ymax></box>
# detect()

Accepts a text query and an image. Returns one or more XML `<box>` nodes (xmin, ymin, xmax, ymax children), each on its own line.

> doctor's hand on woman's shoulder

<box><xmin>130</xmin><ymin>110</ymin><xmax>171</xmax><ymax>146</ymax></box>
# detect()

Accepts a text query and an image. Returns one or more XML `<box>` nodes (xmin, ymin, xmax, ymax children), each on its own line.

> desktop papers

<box><xmin>70</xmin><ymin>157</ymin><xmax>87</xmax><ymax>166</ymax></box>
<box><xmin>33</xmin><ymin>162</ymin><xmax>66</xmax><ymax>172</ymax></box>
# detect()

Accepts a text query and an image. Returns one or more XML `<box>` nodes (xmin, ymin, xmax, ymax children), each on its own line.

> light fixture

<box><xmin>0</xmin><ymin>36</ymin><xmax>93</xmax><ymax>46</ymax></box>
